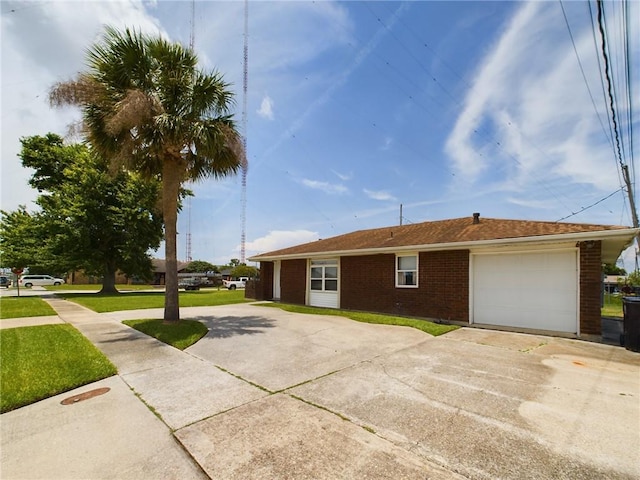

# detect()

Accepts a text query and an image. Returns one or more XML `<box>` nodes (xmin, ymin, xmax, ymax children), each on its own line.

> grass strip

<box><xmin>0</xmin><ymin>324</ymin><xmax>117</xmax><ymax>412</ymax></box>
<box><xmin>258</xmin><ymin>303</ymin><xmax>459</xmax><ymax>336</ymax></box>
<box><xmin>46</xmin><ymin>284</ymin><xmax>156</xmax><ymax>291</ymax></box>
<box><xmin>59</xmin><ymin>289</ymin><xmax>250</xmax><ymax>313</ymax></box>
<box><xmin>0</xmin><ymin>297</ymin><xmax>57</xmax><ymax>319</ymax></box>
<box><xmin>602</xmin><ymin>294</ymin><xmax>623</xmax><ymax>318</ymax></box>
<box><xmin>123</xmin><ymin>319</ymin><xmax>208</xmax><ymax>350</ymax></box>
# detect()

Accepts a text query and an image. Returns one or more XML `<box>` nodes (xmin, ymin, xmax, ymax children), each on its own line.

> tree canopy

<box><xmin>0</xmin><ymin>134</ymin><xmax>164</xmax><ymax>293</ymax></box>
<box><xmin>603</xmin><ymin>263</ymin><xmax>627</xmax><ymax>276</ymax></box>
<box><xmin>50</xmin><ymin>26</ymin><xmax>244</xmax><ymax>322</ymax></box>
<box><xmin>183</xmin><ymin>260</ymin><xmax>218</xmax><ymax>273</ymax></box>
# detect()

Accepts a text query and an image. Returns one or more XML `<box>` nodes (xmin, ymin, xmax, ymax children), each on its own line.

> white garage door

<box><xmin>472</xmin><ymin>250</ymin><xmax>578</xmax><ymax>333</ymax></box>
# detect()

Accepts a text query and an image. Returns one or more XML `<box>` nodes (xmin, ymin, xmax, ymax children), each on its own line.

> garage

<box><xmin>472</xmin><ymin>249</ymin><xmax>578</xmax><ymax>333</ymax></box>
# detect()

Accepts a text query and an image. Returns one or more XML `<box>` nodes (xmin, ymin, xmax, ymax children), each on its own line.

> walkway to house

<box><xmin>2</xmin><ymin>300</ymin><xmax>639</xmax><ymax>479</ymax></box>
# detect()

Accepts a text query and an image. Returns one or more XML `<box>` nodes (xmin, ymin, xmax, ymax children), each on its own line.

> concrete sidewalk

<box><xmin>2</xmin><ymin>299</ymin><xmax>639</xmax><ymax>479</ymax></box>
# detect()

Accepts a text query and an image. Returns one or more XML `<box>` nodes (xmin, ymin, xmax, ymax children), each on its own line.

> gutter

<box><xmin>248</xmin><ymin>228</ymin><xmax>639</xmax><ymax>262</ymax></box>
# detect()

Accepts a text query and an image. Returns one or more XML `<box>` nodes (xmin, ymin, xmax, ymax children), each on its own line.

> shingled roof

<box><xmin>249</xmin><ymin>215</ymin><xmax>636</xmax><ymax>262</ymax></box>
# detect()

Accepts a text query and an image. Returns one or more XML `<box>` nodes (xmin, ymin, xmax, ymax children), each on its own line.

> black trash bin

<box><xmin>622</xmin><ymin>297</ymin><xmax>640</xmax><ymax>352</ymax></box>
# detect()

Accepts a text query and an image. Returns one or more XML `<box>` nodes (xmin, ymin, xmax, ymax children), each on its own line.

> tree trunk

<box><xmin>163</xmin><ymin>158</ymin><xmax>182</xmax><ymax>323</ymax></box>
<box><xmin>99</xmin><ymin>261</ymin><xmax>119</xmax><ymax>294</ymax></box>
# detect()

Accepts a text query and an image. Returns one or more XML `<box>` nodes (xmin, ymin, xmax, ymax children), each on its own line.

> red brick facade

<box><xmin>340</xmin><ymin>251</ymin><xmax>469</xmax><ymax>322</ymax></box>
<box><xmin>248</xmin><ymin>261</ymin><xmax>274</xmax><ymax>301</ymax></box>
<box><xmin>579</xmin><ymin>240</ymin><xmax>602</xmax><ymax>335</ymax></box>
<box><xmin>256</xmin><ymin>244</ymin><xmax>604</xmax><ymax>336</ymax></box>
<box><xmin>280</xmin><ymin>259</ymin><xmax>307</xmax><ymax>305</ymax></box>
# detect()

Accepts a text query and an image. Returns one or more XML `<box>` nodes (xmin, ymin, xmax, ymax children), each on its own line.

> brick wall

<box><xmin>341</xmin><ymin>250</ymin><xmax>470</xmax><ymax>322</ymax></box>
<box><xmin>247</xmin><ymin>261</ymin><xmax>274</xmax><ymax>300</ymax></box>
<box><xmin>579</xmin><ymin>240</ymin><xmax>602</xmax><ymax>335</ymax></box>
<box><xmin>281</xmin><ymin>259</ymin><xmax>307</xmax><ymax>305</ymax></box>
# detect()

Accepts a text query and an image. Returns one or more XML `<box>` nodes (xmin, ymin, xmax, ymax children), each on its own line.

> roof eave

<box><xmin>248</xmin><ymin>228</ymin><xmax>638</xmax><ymax>262</ymax></box>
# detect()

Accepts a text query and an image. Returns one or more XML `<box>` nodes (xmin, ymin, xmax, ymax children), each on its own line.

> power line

<box><xmin>555</xmin><ymin>188</ymin><xmax>624</xmax><ymax>222</ymax></box>
<box><xmin>597</xmin><ymin>0</ymin><xmax>625</xmax><ymax>169</ymax></box>
<box><xmin>559</xmin><ymin>0</ymin><xmax>613</xmax><ymax>155</ymax></box>
<box><xmin>596</xmin><ymin>0</ymin><xmax>638</xmax><ymax>230</ymax></box>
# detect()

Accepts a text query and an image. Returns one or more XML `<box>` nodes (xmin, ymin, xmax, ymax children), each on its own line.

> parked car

<box><xmin>19</xmin><ymin>275</ymin><xmax>65</xmax><ymax>287</ymax></box>
<box><xmin>178</xmin><ymin>278</ymin><xmax>201</xmax><ymax>291</ymax></box>
<box><xmin>0</xmin><ymin>276</ymin><xmax>11</xmax><ymax>288</ymax></box>
<box><xmin>223</xmin><ymin>279</ymin><xmax>246</xmax><ymax>290</ymax></box>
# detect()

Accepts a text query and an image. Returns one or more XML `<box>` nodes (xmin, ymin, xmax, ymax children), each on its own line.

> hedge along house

<box><xmin>248</xmin><ymin>214</ymin><xmax>638</xmax><ymax>338</ymax></box>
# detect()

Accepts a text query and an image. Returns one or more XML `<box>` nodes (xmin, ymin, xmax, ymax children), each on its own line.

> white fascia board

<box><xmin>249</xmin><ymin>228</ymin><xmax>639</xmax><ymax>262</ymax></box>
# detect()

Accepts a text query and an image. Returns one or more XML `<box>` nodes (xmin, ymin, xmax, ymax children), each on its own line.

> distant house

<box><xmin>603</xmin><ymin>275</ymin><xmax>626</xmax><ymax>294</ymax></box>
<box><xmin>66</xmin><ymin>270</ymin><xmax>129</xmax><ymax>285</ymax></box>
<box><xmin>248</xmin><ymin>214</ymin><xmax>638</xmax><ymax>338</ymax></box>
<box><xmin>151</xmin><ymin>259</ymin><xmax>191</xmax><ymax>285</ymax></box>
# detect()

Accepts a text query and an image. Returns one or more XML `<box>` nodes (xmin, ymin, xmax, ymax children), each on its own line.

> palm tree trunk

<box><xmin>163</xmin><ymin>158</ymin><xmax>182</xmax><ymax>323</ymax></box>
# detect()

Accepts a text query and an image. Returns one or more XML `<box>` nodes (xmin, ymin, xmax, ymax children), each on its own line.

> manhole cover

<box><xmin>61</xmin><ymin>387</ymin><xmax>110</xmax><ymax>405</ymax></box>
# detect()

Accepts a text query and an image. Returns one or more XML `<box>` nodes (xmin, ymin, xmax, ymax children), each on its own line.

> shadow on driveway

<box><xmin>195</xmin><ymin>315</ymin><xmax>276</xmax><ymax>339</ymax></box>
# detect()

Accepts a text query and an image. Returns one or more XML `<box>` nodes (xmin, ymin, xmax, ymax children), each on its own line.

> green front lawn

<box><xmin>0</xmin><ymin>324</ymin><xmax>117</xmax><ymax>412</ymax></box>
<box><xmin>260</xmin><ymin>303</ymin><xmax>459</xmax><ymax>336</ymax></box>
<box><xmin>59</xmin><ymin>289</ymin><xmax>250</xmax><ymax>312</ymax></box>
<box><xmin>602</xmin><ymin>294</ymin><xmax>623</xmax><ymax>318</ymax></box>
<box><xmin>0</xmin><ymin>297</ymin><xmax>57</xmax><ymax>319</ymax></box>
<box><xmin>123</xmin><ymin>319</ymin><xmax>209</xmax><ymax>350</ymax></box>
<box><xmin>46</xmin><ymin>284</ymin><xmax>156</xmax><ymax>291</ymax></box>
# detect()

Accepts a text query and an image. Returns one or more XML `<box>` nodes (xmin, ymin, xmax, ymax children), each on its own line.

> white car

<box><xmin>19</xmin><ymin>275</ymin><xmax>65</xmax><ymax>287</ymax></box>
<box><xmin>223</xmin><ymin>279</ymin><xmax>246</xmax><ymax>290</ymax></box>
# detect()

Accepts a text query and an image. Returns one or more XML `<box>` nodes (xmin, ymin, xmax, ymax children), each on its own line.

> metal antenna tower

<box><xmin>185</xmin><ymin>0</ymin><xmax>196</xmax><ymax>262</ymax></box>
<box><xmin>240</xmin><ymin>0</ymin><xmax>249</xmax><ymax>264</ymax></box>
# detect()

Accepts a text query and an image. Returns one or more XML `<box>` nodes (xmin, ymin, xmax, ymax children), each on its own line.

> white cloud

<box><xmin>331</xmin><ymin>170</ymin><xmax>351</xmax><ymax>181</ymax></box>
<box><xmin>380</xmin><ymin>136</ymin><xmax>393</xmax><ymax>151</ymax></box>
<box><xmin>444</xmin><ymin>1</ymin><xmax>632</xmax><ymax>194</ymax></box>
<box><xmin>364</xmin><ymin>189</ymin><xmax>397</xmax><ymax>202</ymax></box>
<box><xmin>245</xmin><ymin>230</ymin><xmax>319</xmax><ymax>256</ymax></box>
<box><xmin>257</xmin><ymin>95</ymin><xmax>274</xmax><ymax>120</ymax></box>
<box><xmin>1</xmin><ymin>0</ymin><xmax>164</xmax><ymax>212</ymax></box>
<box><xmin>257</xmin><ymin>2</ymin><xmax>407</xmax><ymax>166</ymax></box>
<box><xmin>300</xmin><ymin>178</ymin><xmax>348</xmax><ymax>195</ymax></box>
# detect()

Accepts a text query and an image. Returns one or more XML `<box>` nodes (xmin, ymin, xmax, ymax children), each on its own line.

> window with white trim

<box><xmin>396</xmin><ymin>254</ymin><xmax>418</xmax><ymax>287</ymax></box>
<box><xmin>310</xmin><ymin>259</ymin><xmax>338</xmax><ymax>291</ymax></box>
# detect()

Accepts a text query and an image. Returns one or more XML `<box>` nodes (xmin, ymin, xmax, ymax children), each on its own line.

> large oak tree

<box><xmin>1</xmin><ymin>134</ymin><xmax>164</xmax><ymax>293</ymax></box>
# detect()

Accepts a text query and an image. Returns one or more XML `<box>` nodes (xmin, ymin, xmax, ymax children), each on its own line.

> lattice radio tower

<box><xmin>240</xmin><ymin>0</ymin><xmax>249</xmax><ymax>264</ymax></box>
<box><xmin>185</xmin><ymin>0</ymin><xmax>196</xmax><ymax>262</ymax></box>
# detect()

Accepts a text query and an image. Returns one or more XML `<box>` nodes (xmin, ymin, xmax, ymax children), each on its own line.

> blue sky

<box><xmin>1</xmin><ymin>1</ymin><xmax>639</xmax><ymax>269</ymax></box>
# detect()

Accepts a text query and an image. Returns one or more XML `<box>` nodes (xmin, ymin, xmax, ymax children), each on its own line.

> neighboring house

<box><xmin>603</xmin><ymin>275</ymin><xmax>626</xmax><ymax>294</ymax></box>
<box><xmin>152</xmin><ymin>259</ymin><xmax>191</xmax><ymax>285</ymax></box>
<box><xmin>66</xmin><ymin>270</ymin><xmax>129</xmax><ymax>285</ymax></box>
<box><xmin>248</xmin><ymin>213</ymin><xmax>638</xmax><ymax>338</ymax></box>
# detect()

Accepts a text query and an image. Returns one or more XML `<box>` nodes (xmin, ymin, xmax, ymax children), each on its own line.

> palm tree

<box><xmin>50</xmin><ymin>26</ymin><xmax>244</xmax><ymax>323</ymax></box>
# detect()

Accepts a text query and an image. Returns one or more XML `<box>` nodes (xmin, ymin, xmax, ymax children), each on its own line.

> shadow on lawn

<box><xmin>58</xmin><ymin>291</ymin><xmax>165</xmax><ymax>299</ymax></box>
<box><xmin>195</xmin><ymin>315</ymin><xmax>276</xmax><ymax>339</ymax></box>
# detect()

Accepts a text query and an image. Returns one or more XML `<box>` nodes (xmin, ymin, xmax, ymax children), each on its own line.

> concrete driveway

<box><xmin>174</xmin><ymin>304</ymin><xmax>639</xmax><ymax>479</ymax></box>
<box><xmin>4</xmin><ymin>302</ymin><xmax>638</xmax><ymax>479</ymax></box>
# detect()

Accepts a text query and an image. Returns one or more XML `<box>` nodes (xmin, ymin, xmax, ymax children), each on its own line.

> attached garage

<box><xmin>250</xmin><ymin>215</ymin><xmax>638</xmax><ymax>339</ymax></box>
<box><xmin>472</xmin><ymin>249</ymin><xmax>578</xmax><ymax>333</ymax></box>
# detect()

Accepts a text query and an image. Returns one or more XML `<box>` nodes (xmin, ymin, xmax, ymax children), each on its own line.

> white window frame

<box><xmin>396</xmin><ymin>253</ymin><xmax>418</xmax><ymax>288</ymax></box>
<box><xmin>310</xmin><ymin>259</ymin><xmax>338</xmax><ymax>292</ymax></box>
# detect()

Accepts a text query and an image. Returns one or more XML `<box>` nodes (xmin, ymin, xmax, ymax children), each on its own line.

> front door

<box><xmin>308</xmin><ymin>258</ymin><xmax>339</xmax><ymax>308</ymax></box>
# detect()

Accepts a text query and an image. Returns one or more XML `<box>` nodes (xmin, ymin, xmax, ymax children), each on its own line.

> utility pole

<box><xmin>399</xmin><ymin>204</ymin><xmax>403</xmax><ymax>226</ymax></box>
<box><xmin>622</xmin><ymin>165</ymin><xmax>639</xmax><ymax>229</ymax></box>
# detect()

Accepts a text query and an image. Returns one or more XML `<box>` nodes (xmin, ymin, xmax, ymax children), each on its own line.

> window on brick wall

<box><xmin>396</xmin><ymin>254</ymin><xmax>418</xmax><ymax>287</ymax></box>
<box><xmin>310</xmin><ymin>259</ymin><xmax>338</xmax><ymax>291</ymax></box>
